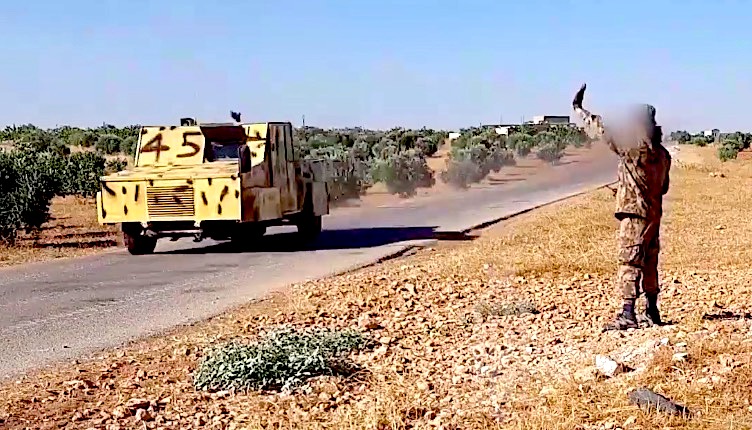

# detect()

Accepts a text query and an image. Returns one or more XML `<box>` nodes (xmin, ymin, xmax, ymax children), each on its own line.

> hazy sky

<box><xmin>1</xmin><ymin>1</ymin><xmax>749</xmax><ymax>132</ymax></box>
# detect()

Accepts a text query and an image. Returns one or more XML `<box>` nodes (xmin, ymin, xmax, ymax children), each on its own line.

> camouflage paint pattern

<box><xmin>97</xmin><ymin>121</ymin><xmax>328</xmax><ymax>226</ymax></box>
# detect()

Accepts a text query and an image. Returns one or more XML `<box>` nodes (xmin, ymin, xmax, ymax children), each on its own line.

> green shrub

<box><xmin>0</xmin><ymin>154</ymin><xmax>26</xmax><ymax>242</ymax></box>
<box><xmin>95</xmin><ymin>134</ymin><xmax>123</xmax><ymax>155</ymax></box>
<box><xmin>535</xmin><ymin>132</ymin><xmax>567</xmax><ymax>163</ymax></box>
<box><xmin>0</xmin><ymin>150</ymin><xmax>62</xmax><ymax>243</ymax></box>
<box><xmin>0</xmin><ymin>146</ymin><xmax>109</xmax><ymax>242</ymax></box>
<box><xmin>193</xmin><ymin>326</ymin><xmax>369</xmax><ymax>392</ymax></box>
<box><xmin>486</xmin><ymin>146</ymin><xmax>516</xmax><ymax>172</ymax></box>
<box><xmin>415</xmin><ymin>136</ymin><xmax>440</xmax><ymax>156</ymax></box>
<box><xmin>105</xmin><ymin>158</ymin><xmax>128</xmax><ymax>174</ymax></box>
<box><xmin>369</xmin><ymin>149</ymin><xmax>434</xmax><ymax>197</ymax></box>
<box><xmin>62</xmin><ymin>152</ymin><xmax>106</xmax><ymax>197</ymax></box>
<box><xmin>507</xmin><ymin>132</ymin><xmax>536</xmax><ymax>157</ymax></box>
<box><xmin>120</xmin><ymin>136</ymin><xmax>138</xmax><ymax>157</ymax></box>
<box><xmin>441</xmin><ymin>135</ymin><xmax>515</xmax><ymax>188</ymax></box>
<box><xmin>717</xmin><ymin>135</ymin><xmax>747</xmax><ymax>162</ymax></box>
<box><xmin>16</xmin><ymin>130</ymin><xmax>70</xmax><ymax>155</ymax></box>
<box><xmin>717</xmin><ymin>145</ymin><xmax>739</xmax><ymax>162</ymax></box>
<box><xmin>68</xmin><ymin>131</ymin><xmax>98</xmax><ymax>148</ymax></box>
<box><xmin>440</xmin><ymin>158</ymin><xmax>483</xmax><ymax>189</ymax></box>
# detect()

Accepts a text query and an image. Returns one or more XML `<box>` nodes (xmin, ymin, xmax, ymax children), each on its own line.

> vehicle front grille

<box><xmin>147</xmin><ymin>185</ymin><xmax>195</xmax><ymax>218</ymax></box>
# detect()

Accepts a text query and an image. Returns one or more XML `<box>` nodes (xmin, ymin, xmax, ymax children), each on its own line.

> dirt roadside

<box><xmin>2</xmin><ymin>145</ymin><xmax>750</xmax><ymax>429</ymax></box>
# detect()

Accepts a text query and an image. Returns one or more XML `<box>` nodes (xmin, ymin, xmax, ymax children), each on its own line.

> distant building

<box><xmin>479</xmin><ymin>123</ymin><xmax>518</xmax><ymax>135</ymax></box>
<box><xmin>529</xmin><ymin>115</ymin><xmax>571</xmax><ymax>125</ymax></box>
<box><xmin>703</xmin><ymin>128</ymin><xmax>720</xmax><ymax>138</ymax></box>
<box><xmin>448</xmin><ymin>132</ymin><xmax>461</xmax><ymax>141</ymax></box>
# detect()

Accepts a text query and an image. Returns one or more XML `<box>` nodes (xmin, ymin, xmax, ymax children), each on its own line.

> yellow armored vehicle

<box><xmin>96</xmin><ymin>117</ymin><xmax>329</xmax><ymax>255</ymax></box>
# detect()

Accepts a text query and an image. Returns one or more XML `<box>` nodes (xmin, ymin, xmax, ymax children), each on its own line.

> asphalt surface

<box><xmin>0</xmin><ymin>151</ymin><xmax>618</xmax><ymax>380</ymax></box>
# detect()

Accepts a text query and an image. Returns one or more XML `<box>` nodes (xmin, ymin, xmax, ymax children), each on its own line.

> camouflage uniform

<box><xmin>572</xmin><ymin>84</ymin><xmax>672</xmax><ymax>331</ymax></box>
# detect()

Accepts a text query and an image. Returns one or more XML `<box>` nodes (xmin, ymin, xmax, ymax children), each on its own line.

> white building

<box><xmin>703</xmin><ymin>128</ymin><xmax>720</xmax><ymax>138</ymax></box>
<box><xmin>495</xmin><ymin>126</ymin><xmax>512</xmax><ymax>136</ymax></box>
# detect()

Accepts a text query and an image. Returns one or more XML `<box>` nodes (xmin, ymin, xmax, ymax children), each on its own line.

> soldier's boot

<box><xmin>603</xmin><ymin>300</ymin><xmax>639</xmax><ymax>332</ymax></box>
<box><xmin>637</xmin><ymin>294</ymin><xmax>663</xmax><ymax>327</ymax></box>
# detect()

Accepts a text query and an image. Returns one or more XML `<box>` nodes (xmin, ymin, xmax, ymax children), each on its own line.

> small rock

<box><xmin>595</xmin><ymin>355</ymin><xmax>628</xmax><ymax>378</ymax></box>
<box><xmin>672</xmin><ymin>352</ymin><xmax>688</xmax><ymax>362</ymax></box>
<box><xmin>111</xmin><ymin>406</ymin><xmax>129</xmax><ymax>419</ymax></box>
<box><xmin>539</xmin><ymin>386</ymin><xmax>556</xmax><ymax>397</ymax></box>
<box><xmin>628</xmin><ymin>388</ymin><xmax>689</xmax><ymax>417</ymax></box>
<box><xmin>135</xmin><ymin>408</ymin><xmax>153</xmax><ymax>422</ymax></box>
<box><xmin>125</xmin><ymin>398</ymin><xmax>150</xmax><ymax>411</ymax></box>
<box><xmin>623</xmin><ymin>415</ymin><xmax>637</xmax><ymax>427</ymax></box>
<box><xmin>574</xmin><ymin>367</ymin><xmax>597</xmax><ymax>382</ymax></box>
<box><xmin>357</xmin><ymin>314</ymin><xmax>380</xmax><ymax>330</ymax></box>
<box><xmin>211</xmin><ymin>390</ymin><xmax>230</xmax><ymax>399</ymax></box>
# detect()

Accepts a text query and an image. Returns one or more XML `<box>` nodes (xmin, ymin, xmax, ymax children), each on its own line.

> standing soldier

<box><xmin>572</xmin><ymin>84</ymin><xmax>672</xmax><ymax>331</ymax></box>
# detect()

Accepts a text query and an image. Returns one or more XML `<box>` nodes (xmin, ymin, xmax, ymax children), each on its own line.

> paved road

<box><xmin>0</xmin><ymin>151</ymin><xmax>618</xmax><ymax>380</ymax></box>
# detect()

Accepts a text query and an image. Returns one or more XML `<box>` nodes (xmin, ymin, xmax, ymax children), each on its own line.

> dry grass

<box><xmin>2</xmin><ymin>145</ymin><xmax>752</xmax><ymax>429</ymax></box>
<box><xmin>0</xmin><ymin>196</ymin><xmax>120</xmax><ymax>268</ymax></box>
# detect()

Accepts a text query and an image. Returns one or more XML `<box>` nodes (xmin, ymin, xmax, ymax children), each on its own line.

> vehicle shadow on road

<box><xmin>160</xmin><ymin>226</ymin><xmax>477</xmax><ymax>255</ymax></box>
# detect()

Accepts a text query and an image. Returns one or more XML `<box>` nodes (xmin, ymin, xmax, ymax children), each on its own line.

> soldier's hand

<box><xmin>572</xmin><ymin>83</ymin><xmax>587</xmax><ymax>109</ymax></box>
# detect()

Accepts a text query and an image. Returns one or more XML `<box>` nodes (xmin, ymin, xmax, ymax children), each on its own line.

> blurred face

<box><xmin>627</xmin><ymin>104</ymin><xmax>656</xmax><ymax>135</ymax></box>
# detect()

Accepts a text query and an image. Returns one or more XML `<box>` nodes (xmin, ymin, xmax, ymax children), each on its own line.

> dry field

<box><xmin>3</xmin><ymin>145</ymin><xmax>751</xmax><ymax>430</ymax></box>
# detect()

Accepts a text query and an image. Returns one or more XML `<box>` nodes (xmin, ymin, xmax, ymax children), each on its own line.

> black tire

<box><xmin>123</xmin><ymin>230</ymin><xmax>157</xmax><ymax>255</ymax></box>
<box><xmin>296</xmin><ymin>183</ymin><xmax>323</xmax><ymax>242</ymax></box>
<box><xmin>296</xmin><ymin>214</ymin><xmax>322</xmax><ymax>242</ymax></box>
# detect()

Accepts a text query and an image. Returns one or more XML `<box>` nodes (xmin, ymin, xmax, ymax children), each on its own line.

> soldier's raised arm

<box><xmin>572</xmin><ymin>83</ymin><xmax>622</xmax><ymax>155</ymax></box>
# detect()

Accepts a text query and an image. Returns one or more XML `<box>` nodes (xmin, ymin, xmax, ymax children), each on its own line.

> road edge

<box><xmin>461</xmin><ymin>181</ymin><xmax>618</xmax><ymax>235</ymax></box>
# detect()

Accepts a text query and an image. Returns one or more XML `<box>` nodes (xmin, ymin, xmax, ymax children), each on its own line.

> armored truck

<box><xmin>96</xmin><ymin>119</ymin><xmax>329</xmax><ymax>255</ymax></box>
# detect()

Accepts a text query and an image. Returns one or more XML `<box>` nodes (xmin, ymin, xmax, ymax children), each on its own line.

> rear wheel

<box><xmin>123</xmin><ymin>229</ymin><xmax>157</xmax><ymax>255</ymax></box>
<box><xmin>296</xmin><ymin>214</ymin><xmax>322</xmax><ymax>242</ymax></box>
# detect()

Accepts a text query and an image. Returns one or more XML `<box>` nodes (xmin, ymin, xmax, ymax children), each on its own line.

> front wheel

<box><xmin>123</xmin><ymin>230</ymin><xmax>157</xmax><ymax>255</ymax></box>
<box><xmin>296</xmin><ymin>214</ymin><xmax>322</xmax><ymax>242</ymax></box>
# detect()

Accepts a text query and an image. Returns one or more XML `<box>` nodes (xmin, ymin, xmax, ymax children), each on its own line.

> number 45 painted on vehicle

<box><xmin>135</xmin><ymin>126</ymin><xmax>205</xmax><ymax>167</ymax></box>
